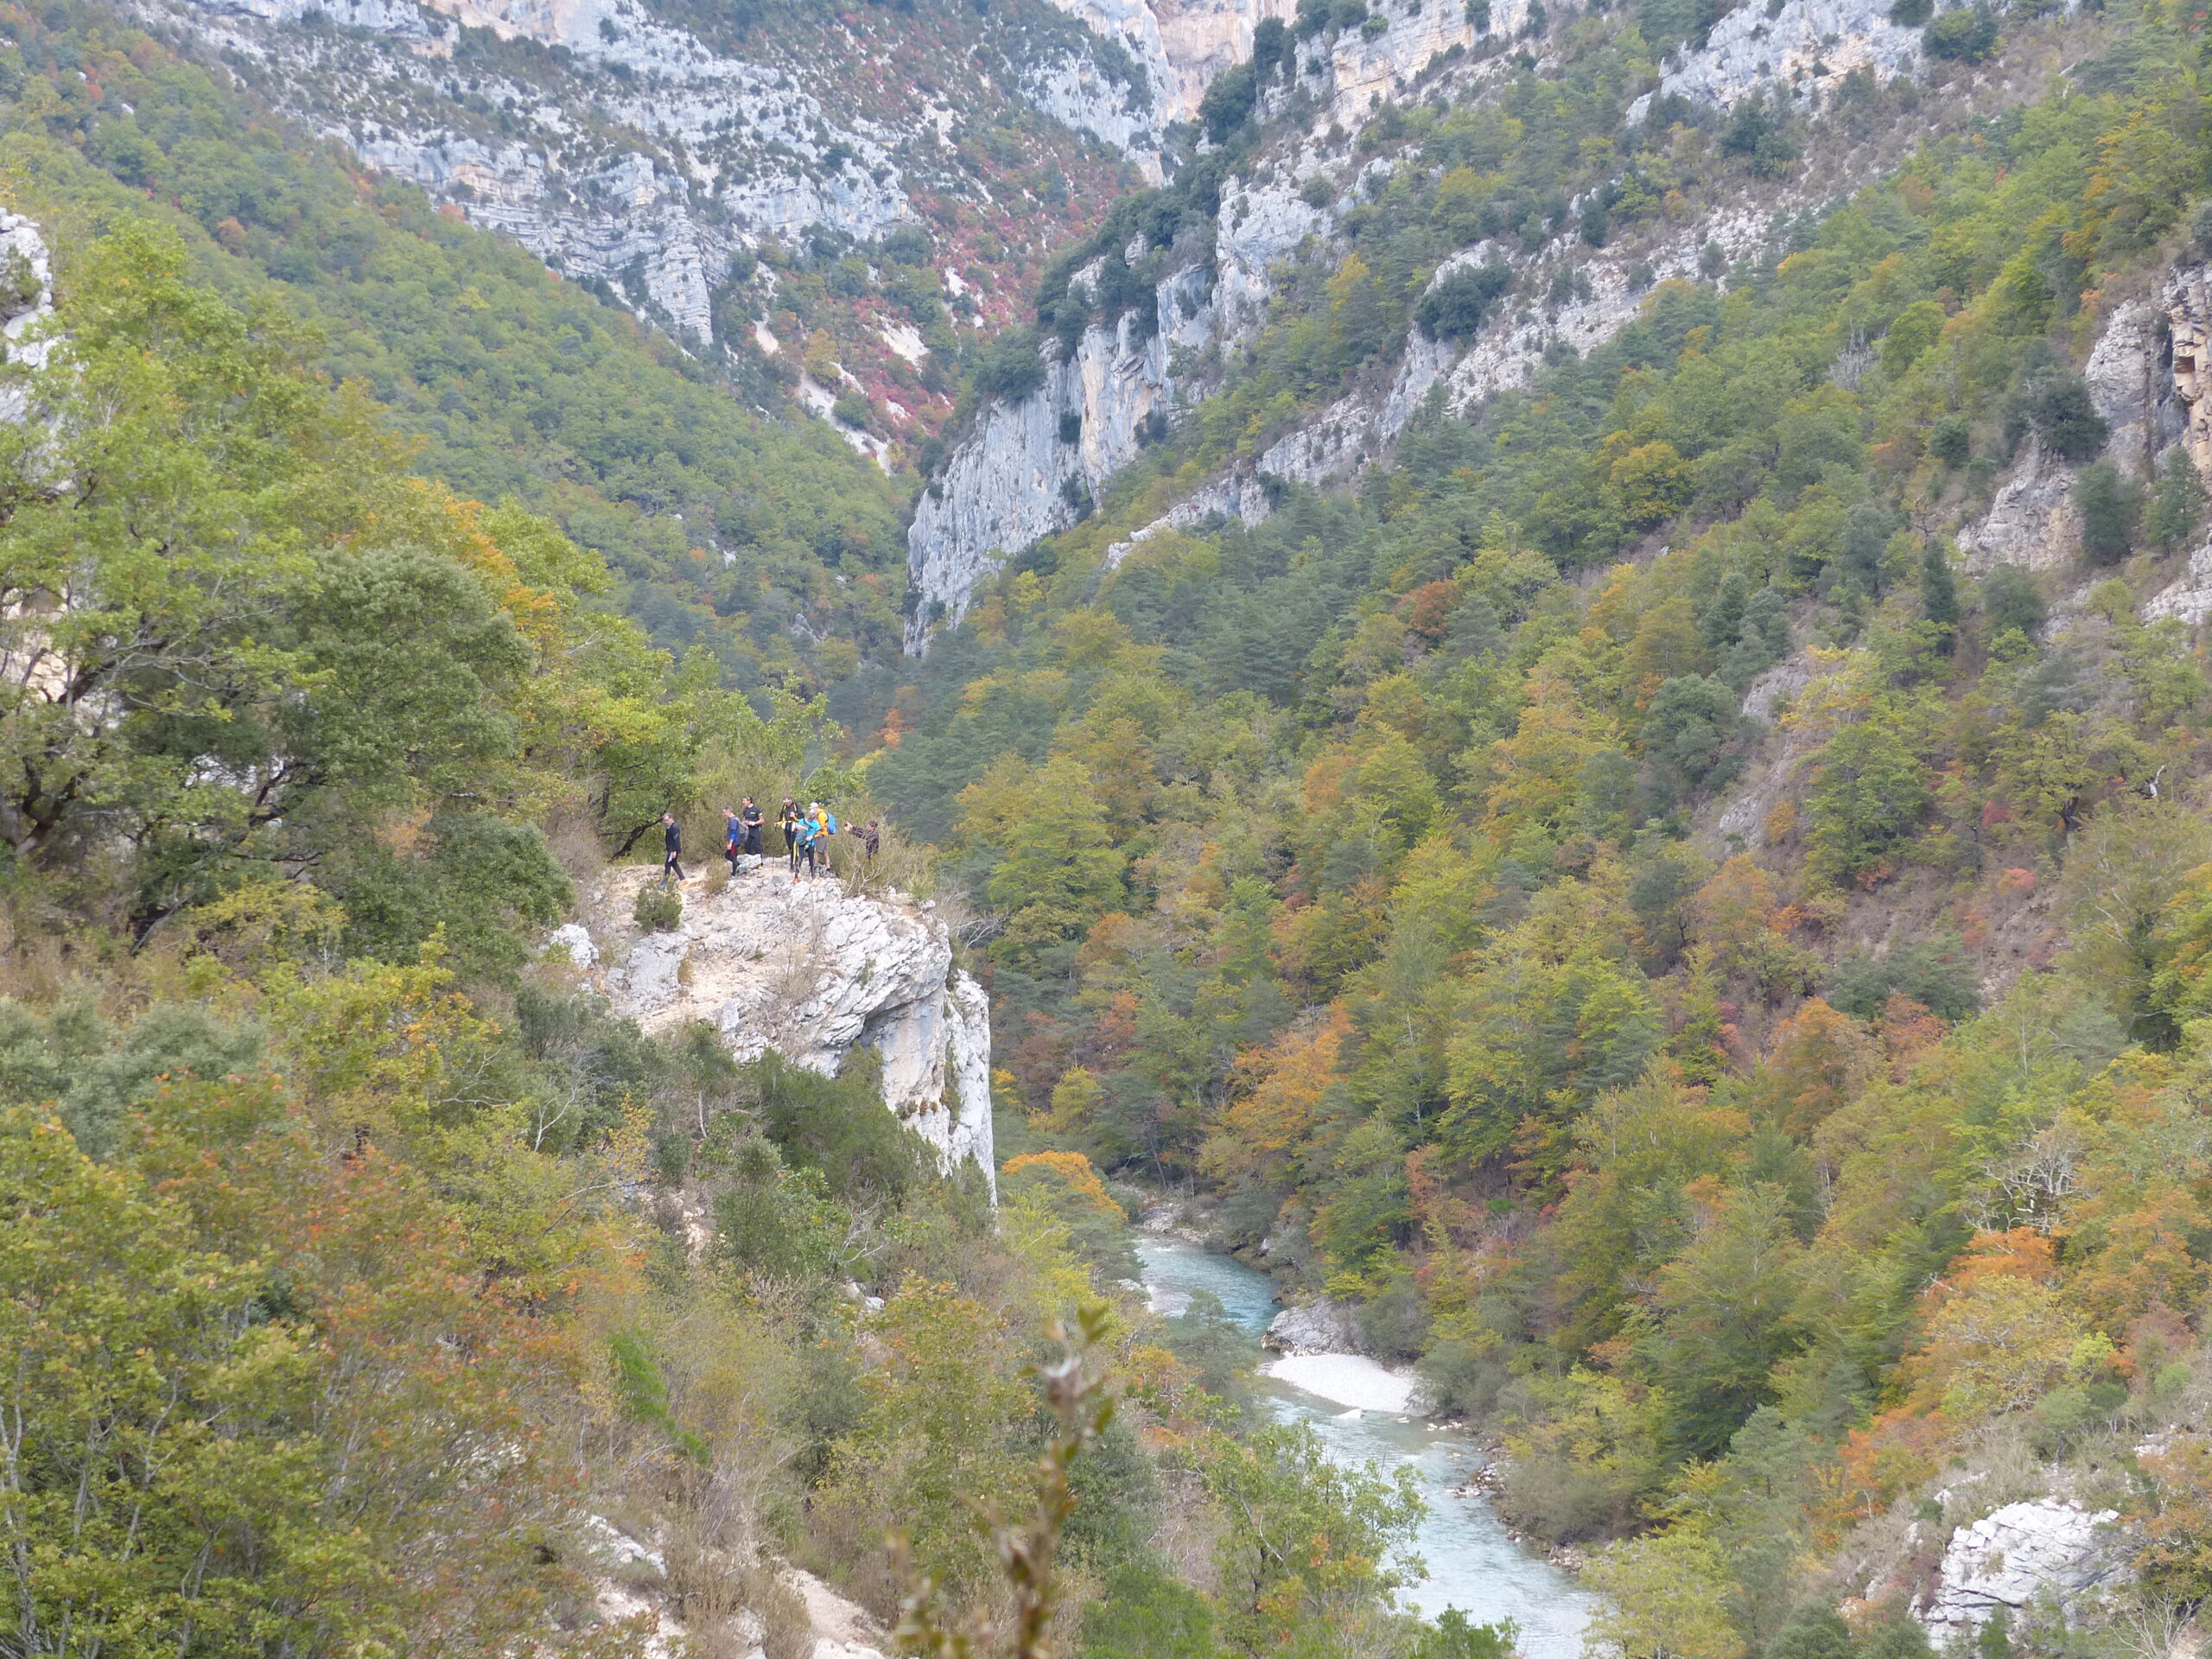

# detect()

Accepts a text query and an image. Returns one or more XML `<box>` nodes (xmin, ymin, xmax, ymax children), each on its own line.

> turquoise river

<box><xmin>1136</xmin><ymin>1238</ymin><xmax>1597</xmax><ymax>1659</ymax></box>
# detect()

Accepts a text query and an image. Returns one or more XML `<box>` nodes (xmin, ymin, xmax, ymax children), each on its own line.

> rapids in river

<box><xmin>1136</xmin><ymin>1238</ymin><xmax>1596</xmax><ymax>1659</ymax></box>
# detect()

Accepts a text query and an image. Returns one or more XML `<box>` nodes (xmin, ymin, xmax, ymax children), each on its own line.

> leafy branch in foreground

<box><xmin>892</xmin><ymin>1305</ymin><xmax>1116</xmax><ymax>1659</ymax></box>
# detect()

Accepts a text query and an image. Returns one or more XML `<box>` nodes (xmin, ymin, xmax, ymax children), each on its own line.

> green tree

<box><xmin>1766</xmin><ymin>1603</ymin><xmax>1854</xmax><ymax>1659</ymax></box>
<box><xmin>969</xmin><ymin>756</ymin><xmax>1127</xmax><ymax>968</ymax></box>
<box><xmin>1805</xmin><ymin>717</ymin><xmax>1928</xmax><ymax>885</ymax></box>
<box><xmin>2145</xmin><ymin>448</ymin><xmax>2207</xmax><ymax>552</ymax></box>
<box><xmin>1192</xmin><ymin>1419</ymin><xmax>1425</xmax><ymax>1651</ymax></box>
<box><xmin>1633</xmin><ymin>1185</ymin><xmax>1805</xmax><ymax>1459</ymax></box>
<box><xmin>1584</xmin><ymin>1529</ymin><xmax>1746</xmax><ymax>1659</ymax></box>
<box><xmin>2063</xmin><ymin>797</ymin><xmax>2212</xmax><ymax>1046</ymax></box>
<box><xmin>1923</xmin><ymin>4</ymin><xmax>1999</xmax><ymax>60</ymax></box>
<box><xmin>2075</xmin><ymin>460</ymin><xmax>2140</xmax><ymax>565</ymax></box>
<box><xmin>0</xmin><ymin>223</ymin><xmax>353</xmax><ymax>872</ymax></box>
<box><xmin>1980</xmin><ymin>564</ymin><xmax>2045</xmax><ymax>641</ymax></box>
<box><xmin>0</xmin><ymin>1101</ymin><xmax>616</xmax><ymax>1659</ymax></box>
<box><xmin>1919</xmin><ymin>541</ymin><xmax>1961</xmax><ymax>646</ymax></box>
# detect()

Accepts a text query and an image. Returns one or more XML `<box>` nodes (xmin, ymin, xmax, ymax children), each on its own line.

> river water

<box><xmin>1136</xmin><ymin>1238</ymin><xmax>1596</xmax><ymax>1659</ymax></box>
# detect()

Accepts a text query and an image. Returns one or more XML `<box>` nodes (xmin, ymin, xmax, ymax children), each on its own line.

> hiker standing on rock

<box><xmin>780</xmin><ymin>798</ymin><xmax>801</xmax><ymax>872</ymax></box>
<box><xmin>741</xmin><ymin>797</ymin><xmax>765</xmax><ymax>856</ymax></box>
<box><xmin>661</xmin><ymin>812</ymin><xmax>685</xmax><ymax>885</ymax></box>
<box><xmin>791</xmin><ymin>810</ymin><xmax>817</xmax><ymax>885</ymax></box>
<box><xmin>721</xmin><ymin>806</ymin><xmax>743</xmax><ymax>875</ymax></box>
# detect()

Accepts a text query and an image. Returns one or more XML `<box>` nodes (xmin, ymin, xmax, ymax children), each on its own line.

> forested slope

<box><xmin>14</xmin><ymin>0</ymin><xmax>2212</xmax><ymax>1648</ymax></box>
<box><xmin>0</xmin><ymin>1</ymin><xmax>911</xmax><ymax>681</ymax></box>
<box><xmin>868</xmin><ymin>0</ymin><xmax>2212</xmax><ymax>1647</ymax></box>
<box><xmin>0</xmin><ymin>102</ymin><xmax>1472</xmax><ymax>1659</ymax></box>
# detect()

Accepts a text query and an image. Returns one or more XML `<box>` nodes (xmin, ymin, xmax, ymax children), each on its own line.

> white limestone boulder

<box><xmin>1263</xmin><ymin>1295</ymin><xmax>1361</xmax><ymax>1355</ymax></box>
<box><xmin>1921</xmin><ymin>1500</ymin><xmax>2123</xmax><ymax>1643</ymax></box>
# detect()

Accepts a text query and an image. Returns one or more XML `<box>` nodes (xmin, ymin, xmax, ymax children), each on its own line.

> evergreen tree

<box><xmin>2145</xmin><ymin>448</ymin><xmax>2207</xmax><ymax>553</ymax></box>
<box><xmin>2076</xmin><ymin>459</ymin><xmax>2140</xmax><ymax>565</ymax></box>
<box><xmin>1920</xmin><ymin>539</ymin><xmax>1961</xmax><ymax>647</ymax></box>
<box><xmin>1767</xmin><ymin>1603</ymin><xmax>1854</xmax><ymax>1659</ymax></box>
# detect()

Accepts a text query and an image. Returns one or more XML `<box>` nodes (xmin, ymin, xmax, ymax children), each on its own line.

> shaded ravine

<box><xmin>1137</xmin><ymin>1239</ymin><xmax>1596</xmax><ymax>1659</ymax></box>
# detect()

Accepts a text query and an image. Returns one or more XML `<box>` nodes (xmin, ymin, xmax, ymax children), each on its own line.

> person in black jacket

<box><xmin>661</xmin><ymin>812</ymin><xmax>685</xmax><ymax>884</ymax></box>
<box><xmin>741</xmin><ymin>797</ymin><xmax>766</xmax><ymax>856</ymax></box>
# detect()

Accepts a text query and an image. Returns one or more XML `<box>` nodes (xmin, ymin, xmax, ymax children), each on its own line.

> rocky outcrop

<box><xmin>906</xmin><ymin>263</ymin><xmax>1211</xmax><ymax>649</ymax></box>
<box><xmin>1920</xmin><ymin>1501</ymin><xmax>2124</xmax><ymax>1643</ymax></box>
<box><xmin>2166</xmin><ymin>265</ymin><xmax>2212</xmax><ymax>480</ymax></box>
<box><xmin>2146</xmin><ymin>265</ymin><xmax>2212</xmax><ymax>625</ymax></box>
<box><xmin>1629</xmin><ymin>0</ymin><xmax>1922</xmax><ymax>119</ymax></box>
<box><xmin>2089</xmin><ymin>296</ymin><xmax>2183</xmax><ymax>479</ymax></box>
<box><xmin>164</xmin><ymin>0</ymin><xmax>907</xmax><ymax>338</ymax></box>
<box><xmin>1263</xmin><ymin>1296</ymin><xmax>1360</xmax><ymax>1355</ymax></box>
<box><xmin>1046</xmin><ymin>0</ymin><xmax>1297</xmax><ymax>124</ymax></box>
<box><xmin>1960</xmin><ymin>435</ymin><xmax>2082</xmax><ymax>575</ymax></box>
<box><xmin>1966</xmin><ymin>279</ymin><xmax>2200</xmax><ymax>580</ymax></box>
<box><xmin>1302</xmin><ymin>0</ymin><xmax>1526</xmax><ymax>130</ymax></box>
<box><xmin>0</xmin><ymin>212</ymin><xmax>54</xmax><ymax>424</ymax></box>
<box><xmin>586</xmin><ymin>1511</ymin><xmax>891</xmax><ymax>1659</ymax></box>
<box><xmin>152</xmin><ymin>0</ymin><xmax>1157</xmax><ymax>353</ymax></box>
<box><xmin>1214</xmin><ymin>175</ymin><xmax>1329</xmax><ymax>343</ymax></box>
<box><xmin>1432</xmin><ymin>207</ymin><xmax>1770</xmax><ymax>421</ymax></box>
<box><xmin>569</xmin><ymin>865</ymin><xmax>993</xmax><ymax>1185</ymax></box>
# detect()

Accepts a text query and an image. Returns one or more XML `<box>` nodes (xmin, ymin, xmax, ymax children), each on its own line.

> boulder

<box><xmin>1263</xmin><ymin>1295</ymin><xmax>1360</xmax><ymax>1356</ymax></box>
<box><xmin>1921</xmin><ymin>1500</ymin><xmax>2124</xmax><ymax>1643</ymax></box>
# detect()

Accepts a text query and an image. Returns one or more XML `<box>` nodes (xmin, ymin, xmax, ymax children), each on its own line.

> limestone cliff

<box><xmin>1626</xmin><ymin>0</ymin><xmax>1923</xmax><ymax>120</ymax></box>
<box><xmin>906</xmin><ymin>262</ymin><xmax>1211</xmax><ymax>649</ymax></box>
<box><xmin>906</xmin><ymin>0</ymin><xmax>1974</xmax><ymax>642</ymax></box>
<box><xmin>1045</xmin><ymin>0</ymin><xmax>1297</xmax><ymax>125</ymax></box>
<box><xmin>1963</xmin><ymin>272</ymin><xmax>2202</xmax><ymax>607</ymax></box>
<box><xmin>903</xmin><ymin>0</ymin><xmax>1509</xmax><ymax>648</ymax></box>
<box><xmin>148</xmin><ymin>0</ymin><xmax>1160</xmax><ymax>397</ymax></box>
<box><xmin>557</xmin><ymin>865</ymin><xmax>994</xmax><ymax>1188</ymax></box>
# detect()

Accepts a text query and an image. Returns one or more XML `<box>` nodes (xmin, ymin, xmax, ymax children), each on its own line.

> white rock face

<box><xmin>906</xmin><ymin>265</ymin><xmax>1208</xmax><ymax>649</ymax></box>
<box><xmin>580</xmin><ymin>867</ymin><xmax>993</xmax><ymax>1186</ymax></box>
<box><xmin>1103</xmin><ymin>471</ymin><xmax>1273</xmax><ymax>567</ymax></box>
<box><xmin>1969</xmin><ymin>280</ymin><xmax>2194</xmax><ymax>582</ymax></box>
<box><xmin>1046</xmin><ymin>0</ymin><xmax>1298</xmax><ymax>124</ymax></box>
<box><xmin>1438</xmin><ymin>207</ymin><xmax>1770</xmax><ymax>421</ymax></box>
<box><xmin>2088</xmin><ymin>297</ymin><xmax>2184</xmax><ymax>479</ymax></box>
<box><xmin>1960</xmin><ymin>435</ymin><xmax>2082</xmax><ymax>575</ymax></box>
<box><xmin>1629</xmin><ymin>0</ymin><xmax>1922</xmax><ymax>119</ymax></box>
<box><xmin>1305</xmin><ymin>0</ymin><xmax>1521</xmax><ymax>130</ymax></box>
<box><xmin>149</xmin><ymin>0</ymin><xmax>1155</xmax><ymax>348</ymax></box>
<box><xmin>1263</xmin><ymin>1295</ymin><xmax>1361</xmax><ymax>1355</ymax></box>
<box><xmin>1215</xmin><ymin>175</ymin><xmax>1328</xmax><ymax>342</ymax></box>
<box><xmin>0</xmin><ymin>212</ymin><xmax>54</xmax><ymax>425</ymax></box>
<box><xmin>1921</xmin><ymin>1501</ymin><xmax>2123</xmax><ymax>1642</ymax></box>
<box><xmin>2143</xmin><ymin>267</ymin><xmax>2212</xmax><ymax>622</ymax></box>
<box><xmin>2166</xmin><ymin>264</ymin><xmax>2212</xmax><ymax>480</ymax></box>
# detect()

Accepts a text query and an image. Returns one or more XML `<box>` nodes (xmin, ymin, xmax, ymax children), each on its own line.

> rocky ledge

<box><xmin>554</xmin><ymin>863</ymin><xmax>993</xmax><ymax>1190</ymax></box>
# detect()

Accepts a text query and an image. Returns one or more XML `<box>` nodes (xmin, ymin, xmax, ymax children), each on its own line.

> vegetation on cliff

<box><xmin>868</xmin><ymin>2</ymin><xmax>2212</xmax><ymax>1649</ymax></box>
